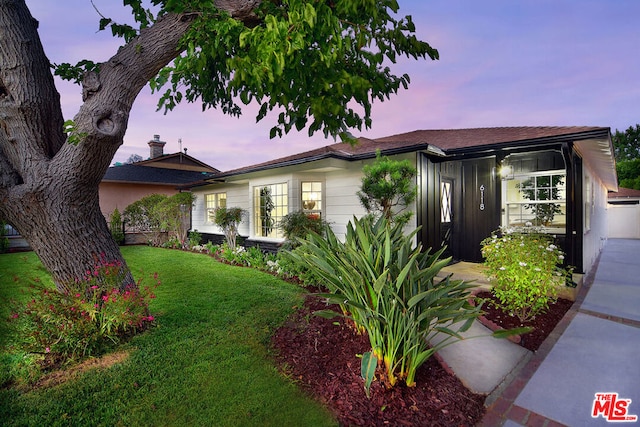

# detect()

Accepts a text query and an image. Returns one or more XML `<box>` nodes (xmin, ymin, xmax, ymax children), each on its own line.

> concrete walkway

<box><xmin>480</xmin><ymin>239</ymin><xmax>640</xmax><ymax>426</ymax></box>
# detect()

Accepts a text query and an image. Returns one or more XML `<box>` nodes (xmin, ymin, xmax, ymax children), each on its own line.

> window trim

<box><xmin>253</xmin><ymin>182</ymin><xmax>288</xmax><ymax>239</ymax></box>
<box><xmin>502</xmin><ymin>169</ymin><xmax>567</xmax><ymax>233</ymax></box>
<box><xmin>205</xmin><ymin>192</ymin><xmax>227</xmax><ymax>224</ymax></box>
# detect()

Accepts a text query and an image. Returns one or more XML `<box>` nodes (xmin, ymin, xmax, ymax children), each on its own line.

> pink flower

<box><xmin>102</xmin><ymin>295</ymin><xmax>109</xmax><ymax>301</ymax></box>
<box><xmin>91</xmin><ymin>285</ymin><xmax>99</xmax><ymax>290</ymax></box>
<box><xmin>45</xmin><ymin>347</ymin><xmax>50</xmax><ymax>353</ymax></box>
<box><xmin>75</xmin><ymin>293</ymin><xmax>81</xmax><ymax>298</ymax></box>
<box><xmin>146</xmin><ymin>315</ymin><xmax>155</xmax><ymax>322</ymax></box>
<box><xmin>10</xmin><ymin>313</ymin><xmax>18</xmax><ymax>319</ymax></box>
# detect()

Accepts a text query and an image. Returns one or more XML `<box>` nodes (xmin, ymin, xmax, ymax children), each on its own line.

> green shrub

<box><xmin>291</xmin><ymin>215</ymin><xmax>489</xmax><ymax>389</ymax></box>
<box><xmin>187</xmin><ymin>230</ymin><xmax>202</xmax><ymax>248</ymax></box>
<box><xmin>216</xmin><ymin>244</ymin><xmax>268</xmax><ymax>269</ymax></box>
<box><xmin>481</xmin><ymin>225</ymin><xmax>570</xmax><ymax>322</ymax></box>
<box><xmin>213</xmin><ymin>207</ymin><xmax>245</xmax><ymax>249</ymax></box>
<box><xmin>279</xmin><ymin>210</ymin><xmax>327</xmax><ymax>249</ymax></box>
<box><xmin>0</xmin><ymin>221</ymin><xmax>10</xmax><ymax>253</ymax></box>
<box><xmin>109</xmin><ymin>208</ymin><xmax>125</xmax><ymax>245</ymax></box>
<box><xmin>7</xmin><ymin>256</ymin><xmax>158</xmax><ymax>375</ymax></box>
<box><xmin>357</xmin><ymin>150</ymin><xmax>417</xmax><ymax>225</ymax></box>
<box><xmin>277</xmin><ymin>247</ymin><xmax>326</xmax><ymax>286</ymax></box>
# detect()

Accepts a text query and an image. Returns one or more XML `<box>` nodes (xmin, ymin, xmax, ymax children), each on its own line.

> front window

<box><xmin>301</xmin><ymin>181</ymin><xmax>322</xmax><ymax>218</ymax></box>
<box><xmin>503</xmin><ymin>171</ymin><xmax>566</xmax><ymax>232</ymax></box>
<box><xmin>254</xmin><ymin>183</ymin><xmax>288</xmax><ymax>238</ymax></box>
<box><xmin>205</xmin><ymin>192</ymin><xmax>227</xmax><ymax>223</ymax></box>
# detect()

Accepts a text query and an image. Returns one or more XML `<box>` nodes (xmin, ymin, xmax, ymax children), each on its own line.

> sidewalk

<box><xmin>480</xmin><ymin>238</ymin><xmax>640</xmax><ymax>426</ymax></box>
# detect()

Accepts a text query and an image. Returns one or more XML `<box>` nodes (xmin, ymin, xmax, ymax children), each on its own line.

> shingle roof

<box><xmin>213</xmin><ymin>126</ymin><xmax>611</xmax><ymax>178</ymax></box>
<box><xmin>609</xmin><ymin>187</ymin><xmax>640</xmax><ymax>199</ymax></box>
<box><xmin>374</xmin><ymin>126</ymin><xmax>609</xmax><ymax>151</ymax></box>
<box><xmin>103</xmin><ymin>164</ymin><xmax>215</xmax><ymax>185</ymax></box>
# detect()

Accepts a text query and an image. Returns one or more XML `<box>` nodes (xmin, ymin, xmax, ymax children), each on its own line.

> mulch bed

<box><xmin>474</xmin><ymin>291</ymin><xmax>574</xmax><ymax>352</ymax></box>
<box><xmin>271</xmin><ymin>292</ymin><xmax>486</xmax><ymax>426</ymax></box>
<box><xmin>270</xmin><ymin>288</ymin><xmax>574</xmax><ymax>426</ymax></box>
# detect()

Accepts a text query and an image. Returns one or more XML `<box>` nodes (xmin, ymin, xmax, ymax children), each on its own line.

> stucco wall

<box><xmin>99</xmin><ymin>182</ymin><xmax>178</xmax><ymax>219</ymax></box>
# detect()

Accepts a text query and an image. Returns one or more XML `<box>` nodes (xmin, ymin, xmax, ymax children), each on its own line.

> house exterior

<box><xmin>189</xmin><ymin>126</ymin><xmax>617</xmax><ymax>275</ymax></box>
<box><xmin>100</xmin><ymin>135</ymin><xmax>219</xmax><ymax>220</ymax></box>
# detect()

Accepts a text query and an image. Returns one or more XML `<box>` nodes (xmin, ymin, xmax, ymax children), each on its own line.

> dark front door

<box><xmin>456</xmin><ymin>157</ymin><xmax>499</xmax><ymax>262</ymax></box>
<box><xmin>419</xmin><ymin>155</ymin><xmax>499</xmax><ymax>263</ymax></box>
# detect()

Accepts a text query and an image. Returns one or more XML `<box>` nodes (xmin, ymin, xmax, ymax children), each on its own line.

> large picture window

<box><xmin>503</xmin><ymin>170</ymin><xmax>566</xmax><ymax>232</ymax></box>
<box><xmin>205</xmin><ymin>193</ymin><xmax>226</xmax><ymax>223</ymax></box>
<box><xmin>254</xmin><ymin>183</ymin><xmax>288</xmax><ymax>238</ymax></box>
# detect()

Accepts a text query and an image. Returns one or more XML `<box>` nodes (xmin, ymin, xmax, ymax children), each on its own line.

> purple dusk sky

<box><xmin>26</xmin><ymin>1</ymin><xmax>640</xmax><ymax>170</ymax></box>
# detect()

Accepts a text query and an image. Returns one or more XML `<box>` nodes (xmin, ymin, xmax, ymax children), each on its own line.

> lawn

<box><xmin>0</xmin><ymin>246</ymin><xmax>336</xmax><ymax>426</ymax></box>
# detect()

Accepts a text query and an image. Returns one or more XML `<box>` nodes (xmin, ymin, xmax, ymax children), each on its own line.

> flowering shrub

<box><xmin>9</xmin><ymin>257</ymin><xmax>158</xmax><ymax>370</ymax></box>
<box><xmin>481</xmin><ymin>224</ymin><xmax>570</xmax><ymax>322</ymax></box>
<box><xmin>215</xmin><ymin>243</ymin><xmax>272</xmax><ymax>270</ymax></box>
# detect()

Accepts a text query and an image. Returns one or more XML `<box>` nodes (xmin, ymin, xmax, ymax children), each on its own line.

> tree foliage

<box><xmin>357</xmin><ymin>151</ymin><xmax>417</xmax><ymax>224</ymax></box>
<box><xmin>123</xmin><ymin>193</ymin><xmax>196</xmax><ymax>246</ymax></box>
<box><xmin>0</xmin><ymin>0</ymin><xmax>436</xmax><ymax>289</ymax></box>
<box><xmin>213</xmin><ymin>206</ymin><xmax>245</xmax><ymax>249</ymax></box>
<box><xmin>109</xmin><ymin>208</ymin><xmax>125</xmax><ymax>245</ymax></box>
<box><xmin>613</xmin><ymin>124</ymin><xmax>640</xmax><ymax>162</ymax></box>
<box><xmin>126</xmin><ymin>154</ymin><xmax>144</xmax><ymax>164</ymax></box>
<box><xmin>613</xmin><ymin>124</ymin><xmax>640</xmax><ymax>189</ymax></box>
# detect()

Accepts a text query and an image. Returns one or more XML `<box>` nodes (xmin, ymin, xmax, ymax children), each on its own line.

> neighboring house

<box><xmin>189</xmin><ymin>126</ymin><xmax>617</xmax><ymax>275</ymax></box>
<box><xmin>100</xmin><ymin>134</ymin><xmax>219</xmax><ymax>220</ymax></box>
<box><xmin>6</xmin><ymin>135</ymin><xmax>218</xmax><ymax>251</ymax></box>
<box><xmin>608</xmin><ymin>187</ymin><xmax>640</xmax><ymax>239</ymax></box>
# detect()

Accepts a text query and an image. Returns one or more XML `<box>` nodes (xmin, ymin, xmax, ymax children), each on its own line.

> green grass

<box><xmin>0</xmin><ymin>247</ymin><xmax>336</xmax><ymax>426</ymax></box>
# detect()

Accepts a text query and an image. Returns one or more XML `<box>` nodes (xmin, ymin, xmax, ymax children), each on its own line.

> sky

<box><xmin>25</xmin><ymin>0</ymin><xmax>640</xmax><ymax>171</ymax></box>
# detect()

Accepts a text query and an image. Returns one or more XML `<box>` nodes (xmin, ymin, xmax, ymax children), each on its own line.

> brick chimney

<box><xmin>148</xmin><ymin>134</ymin><xmax>166</xmax><ymax>159</ymax></box>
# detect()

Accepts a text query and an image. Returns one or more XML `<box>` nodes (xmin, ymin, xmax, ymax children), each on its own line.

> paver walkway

<box><xmin>480</xmin><ymin>238</ymin><xmax>640</xmax><ymax>426</ymax></box>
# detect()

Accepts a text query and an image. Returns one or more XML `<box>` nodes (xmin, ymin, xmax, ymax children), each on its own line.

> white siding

<box><xmin>582</xmin><ymin>167</ymin><xmax>609</xmax><ymax>274</ymax></box>
<box><xmin>191</xmin><ymin>183</ymin><xmax>250</xmax><ymax>236</ymax></box>
<box><xmin>324</xmin><ymin>163</ymin><xmax>368</xmax><ymax>240</ymax></box>
<box><xmin>190</xmin><ymin>152</ymin><xmax>419</xmax><ymax>244</ymax></box>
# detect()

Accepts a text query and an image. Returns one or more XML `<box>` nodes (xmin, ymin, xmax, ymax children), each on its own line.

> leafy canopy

<box><xmin>54</xmin><ymin>0</ymin><xmax>438</xmax><ymax>142</ymax></box>
<box><xmin>612</xmin><ymin>124</ymin><xmax>640</xmax><ymax>189</ymax></box>
<box><xmin>613</xmin><ymin>124</ymin><xmax>640</xmax><ymax>162</ymax></box>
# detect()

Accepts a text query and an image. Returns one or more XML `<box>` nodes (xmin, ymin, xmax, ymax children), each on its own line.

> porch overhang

<box><xmin>573</xmin><ymin>137</ymin><xmax>618</xmax><ymax>192</ymax></box>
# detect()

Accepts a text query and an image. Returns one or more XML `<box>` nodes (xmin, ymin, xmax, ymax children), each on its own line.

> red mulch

<box><xmin>474</xmin><ymin>291</ymin><xmax>574</xmax><ymax>352</ymax></box>
<box><xmin>270</xmin><ymin>288</ymin><xmax>574</xmax><ymax>426</ymax></box>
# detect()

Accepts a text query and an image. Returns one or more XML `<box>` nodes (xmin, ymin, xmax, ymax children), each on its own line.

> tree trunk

<box><xmin>9</xmin><ymin>181</ymin><xmax>134</xmax><ymax>292</ymax></box>
<box><xmin>0</xmin><ymin>1</ymin><xmax>259</xmax><ymax>291</ymax></box>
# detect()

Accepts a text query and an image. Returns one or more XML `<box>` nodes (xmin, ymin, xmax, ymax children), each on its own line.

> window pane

<box><xmin>505</xmin><ymin>172</ymin><xmax>566</xmax><ymax>231</ymax></box>
<box><xmin>254</xmin><ymin>183</ymin><xmax>288</xmax><ymax>238</ymax></box>
<box><xmin>302</xmin><ymin>181</ymin><xmax>322</xmax><ymax>212</ymax></box>
<box><xmin>440</xmin><ymin>181</ymin><xmax>452</xmax><ymax>223</ymax></box>
<box><xmin>206</xmin><ymin>192</ymin><xmax>226</xmax><ymax>223</ymax></box>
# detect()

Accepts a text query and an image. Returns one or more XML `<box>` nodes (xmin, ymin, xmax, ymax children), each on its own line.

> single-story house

<box><xmin>189</xmin><ymin>126</ymin><xmax>617</xmax><ymax>275</ymax></box>
<box><xmin>100</xmin><ymin>134</ymin><xmax>219</xmax><ymax>220</ymax></box>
